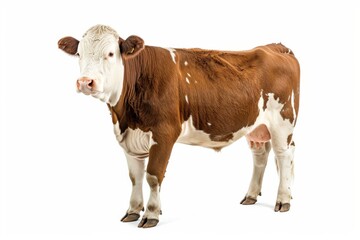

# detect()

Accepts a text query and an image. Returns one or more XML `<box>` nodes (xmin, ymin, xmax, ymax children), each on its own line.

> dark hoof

<box><xmin>240</xmin><ymin>196</ymin><xmax>257</xmax><ymax>205</ymax></box>
<box><xmin>121</xmin><ymin>212</ymin><xmax>140</xmax><ymax>222</ymax></box>
<box><xmin>274</xmin><ymin>202</ymin><xmax>290</xmax><ymax>212</ymax></box>
<box><xmin>138</xmin><ymin>218</ymin><xmax>159</xmax><ymax>228</ymax></box>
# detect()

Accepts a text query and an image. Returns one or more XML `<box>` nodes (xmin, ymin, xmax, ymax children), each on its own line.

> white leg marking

<box><xmin>246</xmin><ymin>142</ymin><xmax>271</xmax><ymax>198</ymax></box>
<box><xmin>125</xmin><ymin>153</ymin><xmax>145</xmax><ymax>214</ymax></box>
<box><xmin>143</xmin><ymin>173</ymin><xmax>161</xmax><ymax>220</ymax></box>
<box><xmin>273</xmin><ymin>144</ymin><xmax>294</xmax><ymax>204</ymax></box>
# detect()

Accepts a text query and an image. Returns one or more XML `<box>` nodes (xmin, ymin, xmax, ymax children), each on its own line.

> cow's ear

<box><xmin>58</xmin><ymin>36</ymin><xmax>79</xmax><ymax>55</ymax></box>
<box><xmin>119</xmin><ymin>35</ymin><xmax>144</xmax><ymax>58</ymax></box>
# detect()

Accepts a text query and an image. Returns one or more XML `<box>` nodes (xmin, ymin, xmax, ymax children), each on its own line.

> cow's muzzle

<box><xmin>76</xmin><ymin>77</ymin><xmax>94</xmax><ymax>95</ymax></box>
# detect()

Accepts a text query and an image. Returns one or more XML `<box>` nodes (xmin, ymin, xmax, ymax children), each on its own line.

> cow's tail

<box><xmin>267</xmin><ymin>43</ymin><xmax>294</xmax><ymax>56</ymax></box>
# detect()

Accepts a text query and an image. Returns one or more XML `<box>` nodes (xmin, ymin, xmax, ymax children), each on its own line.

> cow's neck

<box><xmin>109</xmin><ymin>50</ymin><xmax>151</xmax><ymax>132</ymax></box>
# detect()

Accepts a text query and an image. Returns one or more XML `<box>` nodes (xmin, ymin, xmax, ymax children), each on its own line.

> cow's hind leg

<box><xmin>272</xmin><ymin>136</ymin><xmax>295</xmax><ymax>212</ymax></box>
<box><xmin>121</xmin><ymin>153</ymin><xmax>146</xmax><ymax>222</ymax></box>
<box><xmin>241</xmin><ymin>141</ymin><xmax>271</xmax><ymax>205</ymax></box>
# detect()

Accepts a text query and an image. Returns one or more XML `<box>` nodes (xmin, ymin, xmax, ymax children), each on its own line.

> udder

<box><xmin>246</xmin><ymin>124</ymin><xmax>271</xmax><ymax>149</ymax></box>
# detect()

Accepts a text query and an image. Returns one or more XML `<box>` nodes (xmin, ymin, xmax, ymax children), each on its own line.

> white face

<box><xmin>76</xmin><ymin>27</ymin><xmax>124</xmax><ymax>106</ymax></box>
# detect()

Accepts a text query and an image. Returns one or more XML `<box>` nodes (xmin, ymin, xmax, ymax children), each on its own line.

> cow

<box><xmin>58</xmin><ymin>24</ymin><xmax>300</xmax><ymax>228</ymax></box>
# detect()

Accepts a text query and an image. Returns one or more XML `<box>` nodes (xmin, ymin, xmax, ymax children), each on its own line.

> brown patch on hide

<box><xmin>147</xmin><ymin>205</ymin><xmax>157</xmax><ymax>212</ymax></box>
<box><xmin>129</xmin><ymin>173</ymin><xmax>136</xmax><ymax>186</ymax></box>
<box><xmin>287</xmin><ymin>134</ymin><xmax>293</xmax><ymax>146</ymax></box>
<box><xmin>107</xmin><ymin>103</ymin><xmax>118</xmax><ymax>124</ymax></box>
<box><xmin>210</xmin><ymin>133</ymin><xmax>234</xmax><ymax>142</ymax></box>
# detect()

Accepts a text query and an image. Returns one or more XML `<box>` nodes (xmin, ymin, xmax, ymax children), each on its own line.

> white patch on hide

<box><xmin>176</xmin><ymin>116</ymin><xmax>248</xmax><ymax>149</ymax></box>
<box><xmin>167</xmin><ymin>48</ymin><xmax>176</xmax><ymax>64</ymax></box>
<box><xmin>185</xmin><ymin>95</ymin><xmax>189</xmax><ymax>103</ymax></box>
<box><xmin>125</xmin><ymin>153</ymin><xmax>145</xmax><ymax>214</ymax></box>
<box><xmin>113</xmin><ymin>122</ymin><xmax>156</xmax><ymax>157</ymax></box>
<box><xmin>291</xmin><ymin>90</ymin><xmax>296</xmax><ymax>123</ymax></box>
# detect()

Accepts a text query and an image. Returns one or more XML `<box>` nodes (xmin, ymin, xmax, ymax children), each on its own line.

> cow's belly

<box><xmin>176</xmin><ymin>116</ymin><xmax>249</xmax><ymax>149</ymax></box>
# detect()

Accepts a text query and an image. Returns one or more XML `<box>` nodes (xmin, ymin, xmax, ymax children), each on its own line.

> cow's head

<box><xmin>58</xmin><ymin>25</ymin><xmax>144</xmax><ymax>105</ymax></box>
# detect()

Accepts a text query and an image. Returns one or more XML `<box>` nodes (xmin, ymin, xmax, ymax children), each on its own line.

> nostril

<box><xmin>87</xmin><ymin>80</ymin><xmax>94</xmax><ymax>88</ymax></box>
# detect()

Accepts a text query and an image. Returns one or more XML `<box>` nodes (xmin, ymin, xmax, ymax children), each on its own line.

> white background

<box><xmin>1</xmin><ymin>0</ymin><xmax>359</xmax><ymax>239</ymax></box>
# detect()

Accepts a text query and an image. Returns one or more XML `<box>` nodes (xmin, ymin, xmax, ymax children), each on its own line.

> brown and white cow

<box><xmin>58</xmin><ymin>25</ymin><xmax>300</xmax><ymax>228</ymax></box>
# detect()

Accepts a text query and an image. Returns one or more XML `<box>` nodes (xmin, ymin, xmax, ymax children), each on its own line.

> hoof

<box><xmin>138</xmin><ymin>218</ymin><xmax>159</xmax><ymax>228</ymax></box>
<box><xmin>240</xmin><ymin>196</ymin><xmax>257</xmax><ymax>205</ymax></box>
<box><xmin>121</xmin><ymin>212</ymin><xmax>140</xmax><ymax>222</ymax></box>
<box><xmin>274</xmin><ymin>202</ymin><xmax>290</xmax><ymax>212</ymax></box>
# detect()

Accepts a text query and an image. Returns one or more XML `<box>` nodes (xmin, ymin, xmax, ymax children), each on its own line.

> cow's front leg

<box><xmin>121</xmin><ymin>153</ymin><xmax>146</xmax><ymax>222</ymax></box>
<box><xmin>138</xmin><ymin>132</ymin><xmax>177</xmax><ymax>228</ymax></box>
<box><xmin>137</xmin><ymin>172</ymin><xmax>162</xmax><ymax>228</ymax></box>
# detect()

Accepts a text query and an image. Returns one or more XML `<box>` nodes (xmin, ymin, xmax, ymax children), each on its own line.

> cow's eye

<box><xmin>75</xmin><ymin>53</ymin><xmax>80</xmax><ymax>57</ymax></box>
<box><xmin>108</xmin><ymin>52</ymin><xmax>114</xmax><ymax>57</ymax></box>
